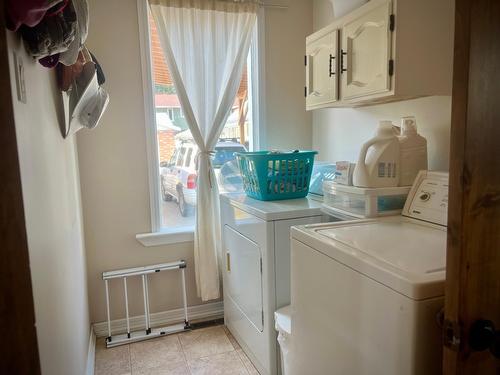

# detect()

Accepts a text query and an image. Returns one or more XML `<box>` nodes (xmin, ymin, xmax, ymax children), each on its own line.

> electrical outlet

<box><xmin>13</xmin><ymin>52</ymin><xmax>27</xmax><ymax>104</ymax></box>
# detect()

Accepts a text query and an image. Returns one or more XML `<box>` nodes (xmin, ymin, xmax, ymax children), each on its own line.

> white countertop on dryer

<box><xmin>220</xmin><ymin>193</ymin><xmax>323</xmax><ymax>221</ymax></box>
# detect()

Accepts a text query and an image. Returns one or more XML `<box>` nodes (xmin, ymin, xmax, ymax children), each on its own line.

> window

<box><xmin>137</xmin><ymin>3</ymin><xmax>261</xmax><ymax>242</ymax></box>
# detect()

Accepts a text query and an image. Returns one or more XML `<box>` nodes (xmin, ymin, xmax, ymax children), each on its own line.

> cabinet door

<box><xmin>306</xmin><ymin>29</ymin><xmax>338</xmax><ymax>109</ymax></box>
<box><xmin>340</xmin><ymin>0</ymin><xmax>393</xmax><ymax>100</ymax></box>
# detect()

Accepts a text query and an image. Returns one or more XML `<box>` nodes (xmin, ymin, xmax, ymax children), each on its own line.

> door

<box><xmin>0</xmin><ymin>6</ymin><xmax>41</xmax><ymax>373</ymax></box>
<box><xmin>443</xmin><ymin>0</ymin><xmax>500</xmax><ymax>373</ymax></box>
<box><xmin>340</xmin><ymin>0</ymin><xmax>392</xmax><ymax>100</ymax></box>
<box><xmin>305</xmin><ymin>29</ymin><xmax>338</xmax><ymax>109</ymax></box>
<box><xmin>224</xmin><ymin>225</ymin><xmax>263</xmax><ymax>331</ymax></box>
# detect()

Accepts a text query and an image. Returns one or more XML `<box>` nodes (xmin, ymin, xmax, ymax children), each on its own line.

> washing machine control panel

<box><xmin>403</xmin><ymin>171</ymin><xmax>449</xmax><ymax>226</ymax></box>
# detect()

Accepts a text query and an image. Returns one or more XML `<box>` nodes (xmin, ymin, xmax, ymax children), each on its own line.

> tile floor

<box><xmin>95</xmin><ymin>325</ymin><xmax>260</xmax><ymax>375</ymax></box>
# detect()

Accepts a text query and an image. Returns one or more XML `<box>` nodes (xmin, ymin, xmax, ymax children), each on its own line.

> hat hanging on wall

<box><xmin>20</xmin><ymin>0</ymin><xmax>77</xmax><ymax>60</ymax></box>
<box><xmin>59</xmin><ymin>0</ymin><xmax>89</xmax><ymax>65</ymax></box>
<box><xmin>5</xmin><ymin>0</ymin><xmax>63</xmax><ymax>31</ymax></box>
<box><xmin>62</xmin><ymin>59</ymin><xmax>109</xmax><ymax>138</ymax></box>
<box><xmin>89</xmin><ymin>51</ymin><xmax>105</xmax><ymax>85</ymax></box>
<box><xmin>18</xmin><ymin>0</ymin><xmax>89</xmax><ymax>67</ymax></box>
<box><xmin>57</xmin><ymin>46</ymin><xmax>92</xmax><ymax>91</ymax></box>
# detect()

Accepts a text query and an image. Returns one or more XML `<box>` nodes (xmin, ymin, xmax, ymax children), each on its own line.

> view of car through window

<box><xmin>149</xmin><ymin>14</ymin><xmax>252</xmax><ymax>228</ymax></box>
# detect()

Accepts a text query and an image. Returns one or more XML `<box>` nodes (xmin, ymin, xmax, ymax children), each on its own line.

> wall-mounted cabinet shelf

<box><xmin>305</xmin><ymin>0</ymin><xmax>455</xmax><ymax>110</ymax></box>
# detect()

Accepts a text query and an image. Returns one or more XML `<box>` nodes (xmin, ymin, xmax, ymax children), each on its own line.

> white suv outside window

<box><xmin>160</xmin><ymin>139</ymin><xmax>247</xmax><ymax>217</ymax></box>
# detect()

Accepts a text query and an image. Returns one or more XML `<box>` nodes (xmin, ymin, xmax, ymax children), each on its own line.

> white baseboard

<box><xmin>86</xmin><ymin>327</ymin><xmax>96</xmax><ymax>375</ymax></box>
<box><xmin>93</xmin><ymin>301</ymin><xmax>224</xmax><ymax>338</ymax></box>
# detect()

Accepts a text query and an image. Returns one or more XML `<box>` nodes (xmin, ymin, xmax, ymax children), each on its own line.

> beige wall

<box><xmin>7</xmin><ymin>34</ymin><xmax>90</xmax><ymax>374</ymax></box>
<box><xmin>313</xmin><ymin>96</ymin><xmax>452</xmax><ymax>170</ymax></box>
<box><xmin>312</xmin><ymin>0</ymin><xmax>452</xmax><ymax>170</ymax></box>
<box><xmin>262</xmin><ymin>0</ymin><xmax>313</xmax><ymax>150</ymax></box>
<box><xmin>78</xmin><ymin>0</ymin><xmax>203</xmax><ymax>324</ymax></box>
<box><xmin>77</xmin><ymin>0</ymin><xmax>314</xmax><ymax>324</ymax></box>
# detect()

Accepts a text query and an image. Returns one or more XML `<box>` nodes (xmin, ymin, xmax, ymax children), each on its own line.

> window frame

<box><xmin>136</xmin><ymin>0</ymin><xmax>265</xmax><ymax>246</ymax></box>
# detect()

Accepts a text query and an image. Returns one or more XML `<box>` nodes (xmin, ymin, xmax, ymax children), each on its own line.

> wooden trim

<box><xmin>0</xmin><ymin>6</ymin><xmax>41</xmax><ymax>375</ymax></box>
<box><xmin>443</xmin><ymin>0</ymin><xmax>470</xmax><ymax>372</ymax></box>
<box><xmin>444</xmin><ymin>0</ymin><xmax>500</xmax><ymax>373</ymax></box>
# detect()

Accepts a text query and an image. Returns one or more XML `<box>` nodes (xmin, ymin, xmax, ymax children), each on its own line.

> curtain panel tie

<box><xmin>196</xmin><ymin>150</ymin><xmax>216</xmax><ymax>188</ymax></box>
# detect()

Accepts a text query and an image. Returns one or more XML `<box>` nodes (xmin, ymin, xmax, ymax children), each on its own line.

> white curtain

<box><xmin>149</xmin><ymin>0</ymin><xmax>257</xmax><ymax>301</ymax></box>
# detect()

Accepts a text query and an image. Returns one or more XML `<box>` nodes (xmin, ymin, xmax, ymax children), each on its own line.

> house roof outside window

<box><xmin>155</xmin><ymin>94</ymin><xmax>180</xmax><ymax>108</ymax></box>
<box><xmin>149</xmin><ymin>14</ymin><xmax>248</xmax><ymax>99</ymax></box>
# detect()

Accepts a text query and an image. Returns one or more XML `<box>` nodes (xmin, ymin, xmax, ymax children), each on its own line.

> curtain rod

<box><xmin>258</xmin><ymin>2</ymin><xmax>288</xmax><ymax>9</ymax></box>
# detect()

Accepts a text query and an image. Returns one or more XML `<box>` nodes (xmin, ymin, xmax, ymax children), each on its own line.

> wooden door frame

<box><xmin>0</xmin><ymin>2</ymin><xmax>41</xmax><ymax>374</ymax></box>
<box><xmin>444</xmin><ymin>0</ymin><xmax>500</xmax><ymax>373</ymax></box>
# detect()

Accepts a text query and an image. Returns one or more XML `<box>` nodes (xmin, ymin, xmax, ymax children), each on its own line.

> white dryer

<box><xmin>220</xmin><ymin>193</ymin><xmax>344</xmax><ymax>375</ymax></box>
<box><xmin>289</xmin><ymin>171</ymin><xmax>449</xmax><ymax>375</ymax></box>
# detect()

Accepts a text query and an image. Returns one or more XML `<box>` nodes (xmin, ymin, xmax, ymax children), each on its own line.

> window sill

<box><xmin>136</xmin><ymin>226</ymin><xmax>194</xmax><ymax>247</ymax></box>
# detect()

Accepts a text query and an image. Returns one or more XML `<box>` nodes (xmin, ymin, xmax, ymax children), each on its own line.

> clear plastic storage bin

<box><xmin>322</xmin><ymin>181</ymin><xmax>411</xmax><ymax>218</ymax></box>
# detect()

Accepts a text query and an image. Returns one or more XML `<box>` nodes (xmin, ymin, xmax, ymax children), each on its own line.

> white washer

<box><xmin>289</xmin><ymin>171</ymin><xmax>449</xmax><ymax>375</ymax></box>
<box><xmin>220</xmin><ymin>193</ymin><xmax>345</xmax><ymax>375</ymax></box>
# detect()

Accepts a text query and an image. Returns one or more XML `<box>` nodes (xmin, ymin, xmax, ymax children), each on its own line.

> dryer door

<box><xmin>224</xmin><ymin>225</ymin><xmax>263</xmax><ymax>331</ymax></box>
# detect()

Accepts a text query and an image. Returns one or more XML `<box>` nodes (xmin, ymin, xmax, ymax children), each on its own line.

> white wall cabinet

<box><xmin>305</xmin><ymin>0</ymin><xmax>455</xmax><ymax>110</ymax></box>
<box><xmin>305</xmin><ymin>29</ymin><xmax>338</xmax><ymax>107</ymax></box>
<box><xmin>341</xmin><ymin>0</ymin><xmax>392</xmax><ymax>100</ymax></box>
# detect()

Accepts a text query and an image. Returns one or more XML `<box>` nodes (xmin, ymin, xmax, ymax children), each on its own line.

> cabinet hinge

<box><xmin>304</xmin><ymin>55</ymin><xmax>307</xmax><ymax>66</ymax></box>
<box><xmin>443</xmin><ymin>319</ymin><xmax>461</xmax><ymax>351</ymax></box>
<box><xmin>304</xmin><ymin>86</ymin><xmax>307</xmax><ymax>97</ymax></box>
<box><xmin>388</xmin><ymin>59</ymin><xmax>394</xmax><ymax>76</ymax></box>
<box><xmin>262</xmin><ymin>310</ymin><xmax>264</xmax><ymax>326</ymax></box>
<box><xmin>389</xmin><ymin>14</ymin><xmax>395</xmax><ymax>32</ymax></box>
<box><xmin>260</xmin><ymin>258</ymin><xmax>263</xmax><ymax>274</ymax></box>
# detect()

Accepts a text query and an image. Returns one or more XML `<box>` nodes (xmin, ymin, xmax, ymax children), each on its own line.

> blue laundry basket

<box><xmin>236</xmin><ymin>150</ymin><xmax>318</xmax><ymax>201</ymax></box>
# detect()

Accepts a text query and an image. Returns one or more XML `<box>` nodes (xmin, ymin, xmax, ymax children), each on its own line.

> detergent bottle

<box><xmin>353</xmin><ymin>121</ymin><xmax>400</xmax><ymax>188</ymax></box>
<box><xmin>398</xmin><ymin>116</ymin><xmax>428</xmax><ymax>186</ymax></box>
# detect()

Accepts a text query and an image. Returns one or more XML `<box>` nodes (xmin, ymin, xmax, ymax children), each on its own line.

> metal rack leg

<box><xmin>123</xmin><ymin>277</ymin><xmax>130</xmax><ymax>338</ymax></box>
<box><xmin>181</xmin><ymin>268</ymin><xmax>190</xmax><ymax>329</ymax></box>
<box><xmin>105</xmin><ymin>279</ymin><xmax>112</xmax><ymax>342</ymax></box>
<box><xmin>145</xmin><ymin>274</ymin><xmax>151</xmax><ymax>334</ymax></box>
<box><xmin>142</xmin><ymin>275</ymin><xmax>151</xmax><ymax>334</ymax></box>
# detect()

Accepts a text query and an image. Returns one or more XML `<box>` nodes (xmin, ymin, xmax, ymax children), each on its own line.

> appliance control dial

<box><xmin>403</xmin><ymin>171</ymin><xmax>449</xmax><ymax>226</ymax></box>
<box><xmin>419</xmin><ymin>192</ymin><xmax>431</xmax><ymax>201</ymax></box>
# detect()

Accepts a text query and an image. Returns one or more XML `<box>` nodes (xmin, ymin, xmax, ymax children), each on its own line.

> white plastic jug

<box><xmin>353</xmin><ymin>121</ymin><xmax>400</xmax><ymax>188</ymax></box>
<box><xmin>398</xmin><ymin>116</ymin><xmax>428</xmax><ymax>186</ymax></box>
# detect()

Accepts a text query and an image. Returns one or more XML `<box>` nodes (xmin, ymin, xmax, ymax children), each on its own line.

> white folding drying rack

<box><xmin>102</xmin><ymin>260</ymin><xmax>190</xmax><ymax>348</ymax></box>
